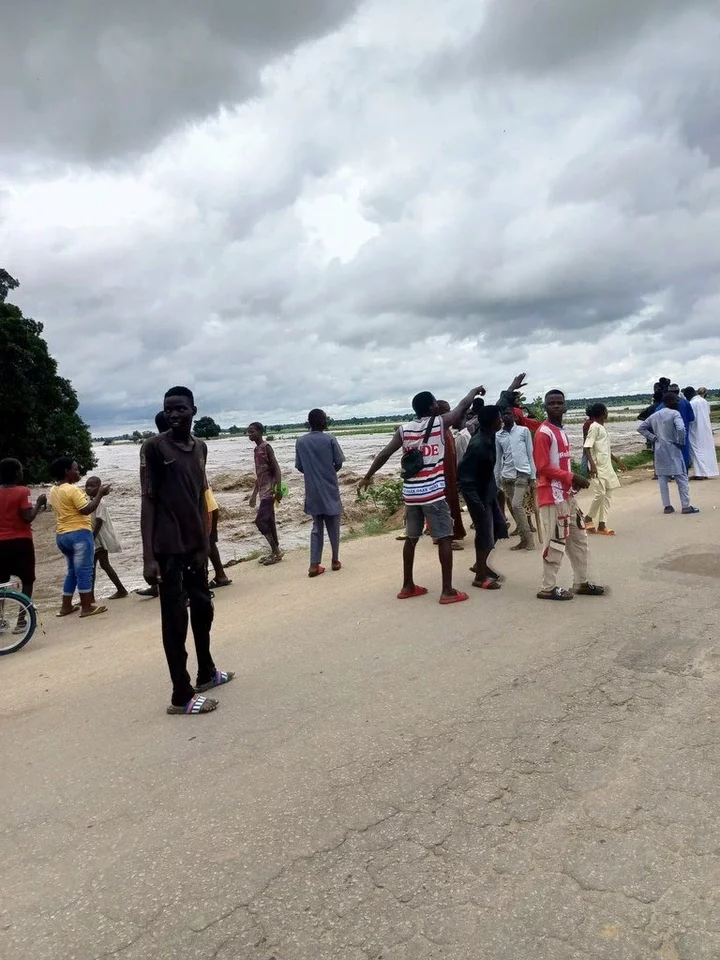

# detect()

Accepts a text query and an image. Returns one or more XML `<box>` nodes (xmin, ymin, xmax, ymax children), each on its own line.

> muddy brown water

<box><xmin>28</xmin><ymin>424</ymin><xmax>646</xmax><ymax>602</ymax></box>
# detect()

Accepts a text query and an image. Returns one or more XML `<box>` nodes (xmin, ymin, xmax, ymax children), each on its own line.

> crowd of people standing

<box><xmin>0</xmin><ymin>374</ymin><xmax>716</xmax><ymax>715</ymax></box>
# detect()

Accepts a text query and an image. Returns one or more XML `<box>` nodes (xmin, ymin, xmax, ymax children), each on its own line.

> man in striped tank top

<box><xmin>359</xmin><ymin>385</ymin><xmax>483</xmax><ymax>604</ymax></box>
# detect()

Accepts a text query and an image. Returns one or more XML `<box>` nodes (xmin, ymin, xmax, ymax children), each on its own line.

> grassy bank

<box><xmin>617</xmin><ymin>448</ymin><xmax>655</xmax><ymax>470</ymax></box>
<box><xmin>346</xmin><ymin>450</ymin><xmax>666</xmax><ymax>545</ymax></box>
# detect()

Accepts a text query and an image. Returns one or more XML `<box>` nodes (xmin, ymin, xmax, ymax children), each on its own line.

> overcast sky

<box><xmin>2</xmin><ymin>0</ymin><xmax>719</xmax><ymax>433</ymax></box>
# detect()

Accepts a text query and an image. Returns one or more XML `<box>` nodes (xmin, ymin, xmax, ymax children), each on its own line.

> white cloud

<box><xmin>1</xmin><ymin>0</ymin><xmax>719</xmax><ymax>433</ymax></box>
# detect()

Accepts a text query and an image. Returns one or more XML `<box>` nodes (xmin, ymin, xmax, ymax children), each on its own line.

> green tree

<box><xmin>528</xmin><ymin>396</ymin><xmax>546</xmax><ymax>421</ymax></box>
<box><xmin>194</xmin><ymin>415</ymin><xmax>221</xmax><ymax>439</ymax></box>
<box><xmin>0</xmin><ymin>270</ymin><xmax>96</xmax><ymax>482</ymax></box>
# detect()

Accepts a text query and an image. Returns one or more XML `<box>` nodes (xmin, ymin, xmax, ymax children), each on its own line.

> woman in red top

<box><xmin>0</xmin><ymin>458</ymin><xmax>47</xmax><ymax>599</ymax></box>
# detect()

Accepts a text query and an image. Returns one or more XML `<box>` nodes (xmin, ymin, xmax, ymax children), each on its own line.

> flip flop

<box><xmin>397</xmin><ymin>585</ymin><xmax>428</xmax><ymax>599</ymax></box>
<box><xmin>56</xmin><ymin>604</ymin><xmax>80</xmax><ymax>617</ymax></box>
<box><xmin>79</xmin><ymin>605</ymin><xmax>108</xmax><ymax>618</ymax></box>
<box><xmin>439</xmin><ymin>591</ymin><xmax>469</xmax><ymax>605</ymax></box>
<box><xmin>596</xmin><ymin>529</ymin><xmax>615</xmax><ymax>536</ymax></box>
<box><xmin>332</xmin><ymin>561</ymin><xmax>342</xmax><ymax>571</ymax></box>
<box><xmin>208</xmin><ymin>578</ymin><xmax>233</xmax><ymax>588</ymax></box>
<box><xmin>473</xmin><ymin>578</ymin><xmax>501</xmax><ymax>590</ymax></box>
<box><xmin>262</xmin><ymin>555</ymin><xmax>283</xmax><ymax>566</ymax></box>
<box><xmin>196</xmin><ymin>670</ymin><xmax>235</xmax><ymax>693</ymax></box>
<box><xmin>308</xmin><ymin>566</ymin><xmax>326</xmax><ymax>578</ymax></box>
<box><xmin>166</xmin><ymin>695</ymin><xmax>218</xmax><ymax>715</ymax></box>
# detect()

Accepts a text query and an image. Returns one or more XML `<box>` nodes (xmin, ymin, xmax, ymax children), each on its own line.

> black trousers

<box><xmin>158</xmin><ymin>554</ymin><xmax>215</xmax><ymax>706</ymax></box>
<box><xmin>460</xmin><ymin>488</ymin><xmax>509</xmax><ymax>551</ymax></box>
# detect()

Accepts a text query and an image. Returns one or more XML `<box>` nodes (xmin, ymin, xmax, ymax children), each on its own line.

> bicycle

<box><xmin>0</xmin><ymin>578</ymin><xmax>37</xmax><ymax>655</ymax></box>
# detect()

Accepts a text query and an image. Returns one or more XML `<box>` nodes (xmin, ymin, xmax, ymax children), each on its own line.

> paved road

<box><xmin>3</xmin><ymin>479</ymin><xmax>720</xmax><ymax>959</ymax></box>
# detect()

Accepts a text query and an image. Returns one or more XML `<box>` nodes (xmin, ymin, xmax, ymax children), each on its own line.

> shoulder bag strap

<box><xmin>422</xmin><ymin>416</ymin><xmax>436</xmax><ymax>445</ymax></box>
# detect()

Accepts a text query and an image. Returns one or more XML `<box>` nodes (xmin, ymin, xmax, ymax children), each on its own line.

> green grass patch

<box><xmin>618</xmin><ymin>448</ymin><xmax>655</xmax><ymax>470</ymax></box>
<box><xmin>572</xmin><ymin>447</ymin><xmax>654</xmax><ymax>475</ymax></box>
<box><xmin>342</xmin><ymin>517</ymin><xmax>389</xmax><ymax>542</ymax></box>
<box><xmin>226</xmin><ymin>548</ymin><xmax>267</xmax><ymax>565</ymax></box>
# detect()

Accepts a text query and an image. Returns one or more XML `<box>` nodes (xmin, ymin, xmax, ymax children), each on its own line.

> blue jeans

<box><xmin>56</xmin><ymin>530</ymin><xmax>95</xmax><ymax>595</ymax></box>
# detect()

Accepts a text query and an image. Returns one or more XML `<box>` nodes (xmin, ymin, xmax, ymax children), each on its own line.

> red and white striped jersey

<box><xmin>400</xmin><ymin>417</ymin><xmax>446</xmax><ymax>505</ymax></box>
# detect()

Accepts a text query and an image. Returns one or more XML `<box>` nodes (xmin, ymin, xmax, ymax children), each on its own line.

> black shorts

<box><xmin>0</xmin><ymin>538</ymin><xmax>36</xmax><ymax>585</ymax></box>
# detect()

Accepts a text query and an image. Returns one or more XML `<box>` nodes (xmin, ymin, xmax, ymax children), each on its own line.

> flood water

<box><xmin>84</xmin><ymin>421</ymin><xmax>645</xmax><ymax>591</ymax></box>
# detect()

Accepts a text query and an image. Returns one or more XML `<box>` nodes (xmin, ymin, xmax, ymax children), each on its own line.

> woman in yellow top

<box><xmin>49</xmin><ymin>457</ymin><xmax>111</xmax><ymax>617</ymax></box>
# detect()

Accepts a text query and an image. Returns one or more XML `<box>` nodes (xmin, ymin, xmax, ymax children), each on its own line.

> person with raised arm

<box><xmin>358</xmin><ymin>381</ymin><xmax>529</xmax><ymax>603</ymax></box>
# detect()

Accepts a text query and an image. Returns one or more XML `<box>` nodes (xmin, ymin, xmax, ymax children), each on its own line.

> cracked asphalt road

<box><xmin>3</xmin><ymin>479</ymin><xmax>720</xmax><ymax>960</ymax></box>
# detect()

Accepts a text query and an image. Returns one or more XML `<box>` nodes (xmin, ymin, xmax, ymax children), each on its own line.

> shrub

<box><xmin>364</xmin><ymin>477</ymin><xmax>404</xmax><ymax>516</ymax></box>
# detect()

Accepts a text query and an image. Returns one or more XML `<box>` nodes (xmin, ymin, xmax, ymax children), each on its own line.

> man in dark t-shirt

<box><xmin>140</xmin><ymin>386</ymin><xmax>234</xmax><ymax>715</ymax></box>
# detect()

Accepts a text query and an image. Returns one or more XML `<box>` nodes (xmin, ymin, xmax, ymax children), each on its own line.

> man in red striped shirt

<box><xmin>534</xmin><ymin>389</ymin><xmax>605</xmax><ymax>601</ymax></box>
<box><xmin>359</xmin><ymin>385</ymin><xmax>482</xmax><ymax>604</ymax></box>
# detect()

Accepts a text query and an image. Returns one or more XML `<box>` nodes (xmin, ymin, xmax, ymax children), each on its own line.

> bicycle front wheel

<box><xmin>0</xmin><ymin>589</ymin><xmax>37</xmax><ymax>655</ymax></box>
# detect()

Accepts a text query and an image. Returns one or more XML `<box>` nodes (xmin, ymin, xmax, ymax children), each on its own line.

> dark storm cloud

<box><xmin>475</xmin><ymin>0</ymin><xmax>717</xmax><ymax>75</ymax></box>
<box><xmin>1</xmin><ymin>0</ymin><xmax>358</xmax><ymax>160</ymax></box>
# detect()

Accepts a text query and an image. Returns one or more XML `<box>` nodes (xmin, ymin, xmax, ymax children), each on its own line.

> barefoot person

<box><xmin>358</xmin><ymin>384</ymin><xmax>485</xmax><ymax>604</ymax></box>
<box><xmin>534</xmin><ymin>391</ymin><xmax>605</xmax><ymax>601</ymax></box>
<box><xmin>141</xmin><ymin>387</ymin><xmax>233</xmax><ymax>716</ymax></box>
<box><xmin>494</xmin><ymin>407</ymin><xmax>536</xmax><ymax>550</ymax></box>
<box><xmin>85</xmin><ymin>476</ymin><xmax>128</xmax><ymax>599</ymax></box>
<box><xmin>49</xmin><ymin>457</ymin><xmax>110</xmax><ymax>618</ymax></box>
<box><xmin>295</xmin><ymin>409</ymin><xmax>345</xmax><ymax>577</ymax></box>
<box><xmin>0</xmin><ymin>459</ymin><xmax>46</xmax><ymax>629</ymax></box>
<box><xmin>458</xmin><ymin>406</ymin><xmax>504</xmax><ymax>589</ymax></box>
<box><xmin>637</xmin><ymin>392</ymin><xmax>700</xmax><ymax>515</ymax></box>
<box><xmin>582</xmin><ymin>404</ymin><xmax>625</xmax><ymax>535</ymax></box>
<box><xmin>248</xmin><ymin>422</ymin><xmax>283</xmax><ymax>566</ymax></box>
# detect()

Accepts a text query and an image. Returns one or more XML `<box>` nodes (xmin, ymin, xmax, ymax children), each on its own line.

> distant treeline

<box><xmin>95</xmin><ymin>414</ymin><xmax>410</xmax><ymax>443</ymax></box>
<box><xmin>93</xmin><ymin>391</ymin><xmax>719</xmax><ymax>443</ymax></box>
